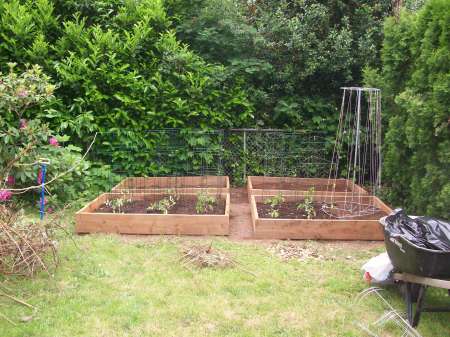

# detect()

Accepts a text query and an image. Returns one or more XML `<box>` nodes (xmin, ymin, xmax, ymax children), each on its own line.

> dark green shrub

<box><xmin>169</xmin><ymin>0</ymin><xmax>391</xmax><ymax>129</ymax></box>
<box><xmin>365</xmin><ymin>0</ymin><xmax>449</xmax><ymax>218</ymax></box>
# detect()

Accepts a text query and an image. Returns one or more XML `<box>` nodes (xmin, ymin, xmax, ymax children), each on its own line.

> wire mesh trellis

<box><xmin>90</xmin><ymin>128</ymin><xmax>332</xmax><ymax>192</ymax></box>
<box><xmin>224</xmin><ymin>129</ymin><xmax>331</xmax><ymax>185</ymax></box>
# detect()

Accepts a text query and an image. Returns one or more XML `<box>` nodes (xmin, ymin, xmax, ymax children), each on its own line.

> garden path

<box><xmin>229</xmin><ymin>188</ymin><xmax>254</xmax><ymax>239</ymax></box>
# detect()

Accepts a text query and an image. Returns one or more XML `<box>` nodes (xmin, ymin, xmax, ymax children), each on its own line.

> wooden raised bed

<box><xmin>75</xmin><ymin>192</ymin><xmax>230</xmax><ymax>235</ymax></box>
<box><xmin>111</xmin><ymin>176</ymin><xmax>230</xmax><ymax>193</ymax></box>
<box><xmin>249</xmin><ymin>194</ymin><xmax>391</xmax><ymax>240</ymax></box>
<box><xmin>247</xmin><ymin>176</ymin><xmax>368</xmax><ymax>196</ymax></box>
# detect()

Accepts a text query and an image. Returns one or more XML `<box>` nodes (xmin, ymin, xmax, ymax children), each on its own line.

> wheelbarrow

<box><xmin>379</xmin><ymin>213</ymin><xmax>450</xmax><ymax>327</ymax></box>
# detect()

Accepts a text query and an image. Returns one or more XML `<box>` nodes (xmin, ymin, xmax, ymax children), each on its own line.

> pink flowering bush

<box><xmin>0</xmin><ymin>63</ymin><xmax>55</xmax><ymax>120</ymax></box>
<box><xmin>0</xmin><ymin>65</ymin><xmax>114</xmax><ymax>278</ymax></box>
<box><xmin>0</xmin><ymin>64</ymin><xmax>92</xmax><ymax>205</ymax></box>
<box><xmin>49</xmin><ymin>136</ymin><xmax>59</xmax><ymax>147</ymax></box>
<box><xmin>6</xmin><ymin>175</ymin><xmax>15</xmax><ymax>186</ymax></box>
<box><xmin>0</xmin><ymin>189</ymin><xmax>12</xmax><ymax>201</ymax></box>
<box><xmin>19</xmin><ymin>119</ymin><xmax>27</xmax><ymax>129</ymax></box>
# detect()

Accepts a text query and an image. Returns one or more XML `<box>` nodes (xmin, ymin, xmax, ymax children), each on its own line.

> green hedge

<box><xmin>365</xmin><ymin>0</ymin><xmax>449</xmax><ymax>218</ymax></box>
<box><xmin>0</xmin><ymin>0</ymin><xmax>254</xmax><ymax>147</ymax></box>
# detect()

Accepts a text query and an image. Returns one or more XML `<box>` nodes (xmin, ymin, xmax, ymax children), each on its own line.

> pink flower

<box><xmin>19</xmin><ymin>119</ymin><xmax>27</xmax><ymax>129</ymax></box>
<box><xmin>17</xmin><ymin>89</ymin><xmax>28</xmax><ymax>98</ymax></box>
<box><xmin>6</xmin><ymin>175</ymin><xmax>15</xmax><ymax>186</ymax></box>
<box><xmin>47</xmin><ymin>206</ymin><xmax>54</xmax><ymax>214</ymax></box>
<box><xmin>37</xmin><ymin>169</ymin><xmax>43</xmax><ymax>184</ymax></box>
<box><xmin>49</xmin><ymin>137</ymin><xmax>59</xmax><ymax>147</ymax></box>
<box><xmin>0</xmin><ymin>190</ymin><xmax>12</xmax><ymax>201</ymax></box>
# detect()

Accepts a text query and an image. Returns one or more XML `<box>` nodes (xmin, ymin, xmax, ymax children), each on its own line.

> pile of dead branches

<box><xmin>267</xmin><ymin>241</ymin><xmax>325</xmax><ymax>261</ymax></box>
<box><xmin>0</xmin><ymin>204</ymin><xmax>64</xmax><ymax>277</ymax></box>
<box><xmin>180</xmin><ymin>242</ymin><xmax>235</xmax><ymax>269</ymax></box>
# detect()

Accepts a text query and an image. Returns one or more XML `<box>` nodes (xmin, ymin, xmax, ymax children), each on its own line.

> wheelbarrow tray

<box><xmin>380</xmin><ymin>216</ymin><xmax>450</xmax><ymax>278</ymax></box>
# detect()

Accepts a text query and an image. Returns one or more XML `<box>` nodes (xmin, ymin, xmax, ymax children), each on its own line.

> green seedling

<box><xmin>264</xmin><ymin>192</ymin><xmax>284</xmax><ymax>218</ymax></box>
<box><xmin>148</xmin><ymin>193</ymin><xmax>179</xmax><ymax>214</ymax></box>
<box><xmin>195</xmin><ymin>192</ymin><xmax>217</xmax><ymax>214</ymax></box>
<box><xmin>105</xmin><ymin>197</ymin><xmax>132</xmax><ymax>213</ymax></box>
<box><xmin>297</xmin><ymin>187</ymin><xmax>316</xmax><ymax>219</ymax></box>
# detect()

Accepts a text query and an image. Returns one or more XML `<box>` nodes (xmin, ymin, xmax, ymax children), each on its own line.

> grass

<box><xmin>0</xmin><ymin>231</ymin><xmax>449</xmax><ymax>336</ymax></box>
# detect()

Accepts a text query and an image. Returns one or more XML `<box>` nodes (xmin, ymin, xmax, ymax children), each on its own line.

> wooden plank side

<box><xmin>109</xmin><ymin>187</ymin><xmax>227</xmax><ymax>194</ymax></box>
<box><xmin>84</xmin><ymin>192</ymin><xmax>229</xmax><ymax>204</ymax></box>
<box><xmin>247</xmin><ymin>176</ymin><xmax>368</xmax><ymax>195</ymax></box>
<box><xmin>249</xmin><ymin>176</ymin><xmax>352</xmax><ymax>186</ymax></box>
<box><xmin>76</xmin><ymin>213</ymin><xmax>229</xmax><ymax>235</ymax></box>
<box><xmin>249</xmin><ymin>195</ymin><xmax>258</xmax><ymax>232</ymax></box>
<box><xmin>112</xmin><ymin>176</ymin><xmax>229</xmax><ymax>191</ymax></box>
<box><xmin>372</xmin><ymin>196</ymin><xmax>393</xmax><ymax>214</ymax></box>
<box><xmin>393</xmin><ymin>273</ymin><xmax>450</xmax><ymax>289</ymax></box>
<box><xmin>253</xmin><ymin>218</ymin><xmax>384</xmax><ymax>240</ymax></box>
<box><xmin>253</xmin><ymin>194</ymin><xmax>383</xmax><ymax>203</ymax></box>
<box><xmin>250</xmin><ymin>189</ymin><xmax>360</xmax><ymax>197</ymax></box>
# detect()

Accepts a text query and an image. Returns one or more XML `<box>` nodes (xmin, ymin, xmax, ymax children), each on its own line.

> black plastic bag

<box><xmin>384</xmin><ymin>209</ymin><xmax>450</xmax><ymax>251</ymax></box>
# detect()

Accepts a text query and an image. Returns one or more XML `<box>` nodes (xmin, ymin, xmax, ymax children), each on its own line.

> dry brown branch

<box><xmin>180</xmin><ymin>242</ymin><xmax>235</xmax><ymax>269</ymax></box>
<box><xmin>0</xmin><ymin>205</ymin><xmax>65</xmax><ymax>277</ymax></box>
<box><xmin>179</xmin><ymin>242</ymin><xmax>257</xmax><ymax>277</ymax></box>
<box><xmin>0</xmin><ymin>289</ymin><xmax>34</xmax><ymax>309</ymax></box>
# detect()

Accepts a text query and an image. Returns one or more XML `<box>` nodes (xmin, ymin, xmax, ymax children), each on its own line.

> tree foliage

<box><xmin>170</xmin><ymin>0</ymin><xmax>391</xmax><ymax>130</ymax></box>
<box><xmin>365</xmin><ymin>0</ymin><xmax>449</xmax><ymax>217</ymax></box>
<box><xmin>0</xmin><ymin>0</ymin><xmax>254</xmax><ymax>147</ymax></box>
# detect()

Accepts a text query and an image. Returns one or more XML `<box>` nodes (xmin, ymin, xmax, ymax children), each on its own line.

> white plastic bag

<box><xmin>362</xmin><ymin>252</ymin><xmax>393</xmax><ymax>283</ymax></box>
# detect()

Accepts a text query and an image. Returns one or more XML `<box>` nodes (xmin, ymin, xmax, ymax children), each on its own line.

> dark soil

<box><xmin>257</xmin><ymin>201</ymin><xmax>387</xmax><ymax>220</ymax></box>
<box><xmin>252</xmin><ymin>181</ymin><xmax>352</xmax><ymax>192</ymax></box>
<box><xmin>95</xmin><ymin>195</ymin><xmax>225</xmax><ymax>215</ymax></box>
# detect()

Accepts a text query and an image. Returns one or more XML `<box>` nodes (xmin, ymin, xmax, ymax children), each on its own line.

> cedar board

<box><xmin>247</xmin><ymin>176</ymin><xmax>368</xmax><ymax>197</ymax></box>
<box><xmin>111</xmin><ymin>176</ymin><xmax>230</xmax><ymax>194</ymax></box>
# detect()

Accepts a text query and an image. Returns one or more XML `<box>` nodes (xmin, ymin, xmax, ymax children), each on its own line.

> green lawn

<box><xmin>0</xmin><ymin>232</ymin><xmax>449</xmax><ymax>337</ymax></box>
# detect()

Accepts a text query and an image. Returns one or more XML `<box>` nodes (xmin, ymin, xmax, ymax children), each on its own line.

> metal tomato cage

<box><xmin>322</xmin><ymin>87</ymin><xmax>382</xmax><ymax>219</ymax></box>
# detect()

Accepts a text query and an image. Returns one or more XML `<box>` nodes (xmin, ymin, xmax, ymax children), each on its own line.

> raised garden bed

<box><xmin>247</xmin><ymin>176</ymin><xmax>368</xmax><ymax>196</ymax></box>
<box><xmin>249</xmin><ymin>194</ymin><xmax>391</xmax><ymax>240</ymax></box>
<box><xmin>111</xmin><ymin>176</ymin><xmax>230</xmax><ymax>193</ymax></box>
<box><xmin>76</xmin><ymin>192</ymin><xmax>230</xmax><ymax>235</ymax></box>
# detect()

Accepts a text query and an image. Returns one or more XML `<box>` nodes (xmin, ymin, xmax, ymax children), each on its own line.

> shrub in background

<box><xmin>169</xmin><ymin>0</ymin><xmax>391</xmax><ymax>130</ymax></box>
<box><xmin>0</xmin><ymin>0</ymin><xmax>253</xmax><ymax>144</ymax></box>
<box><xmin>364</xmin><ymin>0</ymin><xmax>449</xmax><ymax>218</ymax></box>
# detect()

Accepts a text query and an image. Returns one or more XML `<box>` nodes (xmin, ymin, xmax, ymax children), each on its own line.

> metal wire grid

<box><xmin>92</xmin><ymin>129</ymin><xmax>331</xmax><ymax>183</ymax></box>
<box><xmin>224</xmin><ymin>129</ymin><xmax>331</xmax><ymax>184</ymax></box>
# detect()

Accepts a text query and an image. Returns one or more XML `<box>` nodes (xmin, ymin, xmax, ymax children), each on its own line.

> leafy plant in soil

<box><xmin>268</xmin><ymin>209</ymin><xmax>280</xmax><ymax>218</ymax></box>
<box><xmin>297</xmin><ymin>187</ymin><xmax>316</xmax><ymax>219</ymax></box>
<box><xmin>195</xmin><ymin>192</ymin><xmax>217</xmax><ymax>214</ymax></box>
<box><xmin>147</xmin><ymin>193</ymin><xmax>179</xmax><ymax>214</ymax></box>
<box><xmin>105</xmin><ymin>197</ymin><xmax>132</xmax><ymax>214</ymax></box>
<box><xmin>264</xmin><ymin>193</ymin><xmax>284</xmax><ymax>218</ymax></box>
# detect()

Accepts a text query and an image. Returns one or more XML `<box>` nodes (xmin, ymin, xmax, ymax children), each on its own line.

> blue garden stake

<box><xmin>39</xmin><ymin>163</ymin><xmax>47</xmax><ymax>220</ymax></box>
